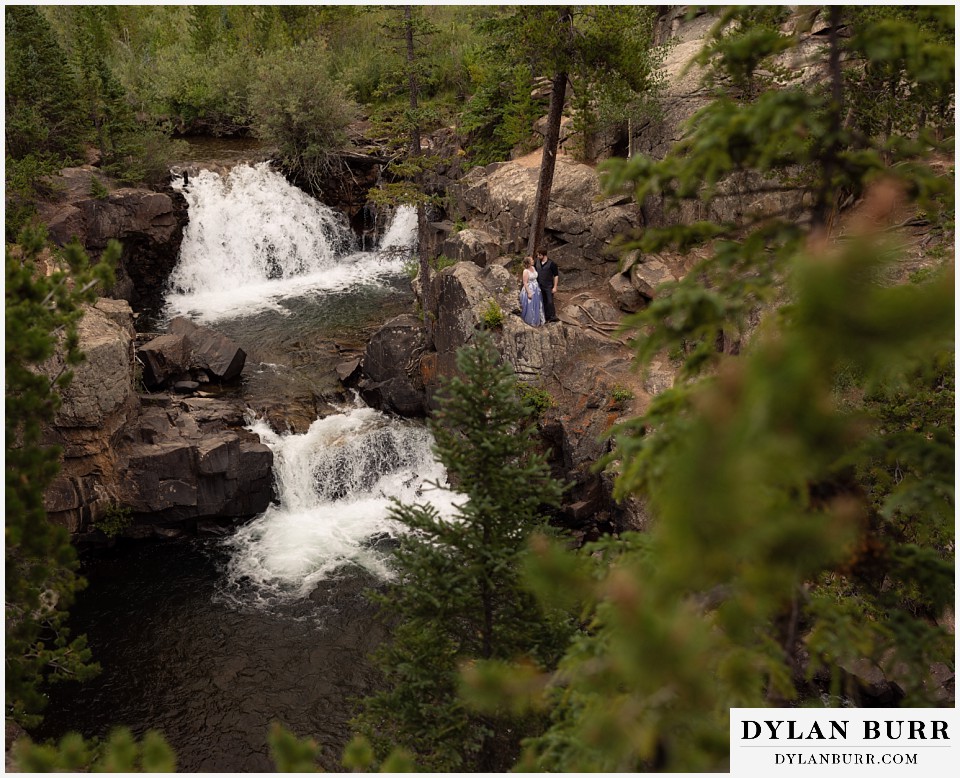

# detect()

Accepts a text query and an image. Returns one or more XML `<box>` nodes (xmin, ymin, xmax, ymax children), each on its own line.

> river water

<box><xmin>35</xmin><ymin>162</ymin><xmax>459</xmax><ymax>770</ymax></box>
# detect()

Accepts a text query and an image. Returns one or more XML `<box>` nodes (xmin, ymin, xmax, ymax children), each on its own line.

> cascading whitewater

<box><xmin>220</xmin><ymin>406</ymin><xmax>459</xmax><ymax>608</ymax></box>
<box><xmin>170</xmin><ymin>163</ymin><xmax>353</xmax><ymax>293</ymax></box>
<box><xmin>162</xmin><ymin>162</ymin><xmax>435</xmax><ymax>605</ymax></box>
<box><xmin>36</xmin><ymin>153</ymin><xmax>431</xmax><ymax>767</ymax></box>
<box><xmin>164</xmin><ymin>163</ymin><xmax>417</xmax><ymax>324</ymax></box>
<box><xmin>377</xmin><ymin>202</ymin><xmax>419</xmax><ymax>253</ymax></box>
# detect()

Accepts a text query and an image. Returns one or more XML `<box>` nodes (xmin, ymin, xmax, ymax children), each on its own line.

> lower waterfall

<box><xmin>220</xmin><ymin>405</ymin><xmax>459</xmax><ymax>608</ymax></box>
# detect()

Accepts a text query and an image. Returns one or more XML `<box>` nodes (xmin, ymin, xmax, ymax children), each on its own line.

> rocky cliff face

<box><xmin>37</xmin><ymin>166</ymin><xmax>189</xmax><ymax>324</ymax></box>
<box><xmin>441</xmin><ymin>156</ymin><xmax>642</xmax><ymax>291</ymax></box>
<box><xmin>358</xmin><ymin>259</ymin><xmax>664</xmax><ymax>537</ymax></box>
<box><xmin>630</xmin><ymin>6</ymin><xmax>828</xmax><ymax>229</ymax></box>
<box><xmin>41</xmin><ymin>299</ymin><xmax>141</xmax><ymax>534</ymax></box>
<box><xmin>40</xmin><ymin>299</ymin><xmax>273</xmax><ymax>540</ymax></box>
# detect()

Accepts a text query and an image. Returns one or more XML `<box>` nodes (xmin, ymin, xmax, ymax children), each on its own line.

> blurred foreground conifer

<box><xmin>5</xmin><ymin>228</ymin><xmax>118</xmax><ymax>726</ymax></box>
<box><xmin>460</xmin><ymin>7</ymin><xmax>953</xmax><ymax>772</ymax></box>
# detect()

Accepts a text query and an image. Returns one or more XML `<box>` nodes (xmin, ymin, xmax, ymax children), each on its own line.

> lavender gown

<box><xmin>519</xmin><ymin>270</ymin><xmax>545</xmax><ymax>326</ymax></box>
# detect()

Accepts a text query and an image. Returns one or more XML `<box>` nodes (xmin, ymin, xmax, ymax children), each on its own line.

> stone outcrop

<box><xmin>442</xmin><ymin>227</ymin><xmax>501</xmax><ymax>267</ymax></box>
<box><xmin>116</xmin><ymin>396</ymin><xmax>273</xmax><ymax>530</ymax></box>
<box><xmin>136</xmin><ymin>318</ymin><xmax>247</xmax><ymax>391</ymax></box>
<box><xmin>358</xmin><ymin>261</ymin><xmax>650</xmax><ymax>535</ymax></box>
<box><xmin>301</xmin><ymin>148</ymin><xmax>386</xmax><ymax>235</ymax></box>
<box><xmin>39</xmin><ymin>299</ymin><xmax>273</xmax><ymax>539</ymax></box>
<box><xmin>608</xmin><ymin>271</ymin><xmax>646</xmax><ymax>313</ymax></box>
<box><xmin>36</xmin><ymin>166</ymin><xmax>189</xmax><ymax>322</ymax></box>
<box><xmin>40</xmin><ymin>300</ymin><xmax>140</xmax><ymax>533</ymax></box>
<box><xmin>359</xmin><ymin>314</ymin><xmax>429</xmax><ymax>417</ymax></box>
<box><xmin>607</xmin><ymin>250</ymin><xmax>681</xmax><ymax>313</ymax></box>
<box><xmin>168</xmin><ymin>317</ymin><xmax>247</xmax><ymax>382</ymax></box>
<box><xmin>629</xmin><ymin>7</ymin><xmax>827</xmax><ymax>229</ymax></box>
<box><xmin>138</xmin><ymin>333</ymin><xmax>191</xmax><ymax>388</ymax></box>
<box><xmin>452</xmin><ymin>156</ymin><xmax>642</xmax><ymax>290</ymax></box>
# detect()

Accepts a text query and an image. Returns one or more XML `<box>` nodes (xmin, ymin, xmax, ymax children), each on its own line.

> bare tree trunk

<box><xmin>812</xmin><ymin>6</ymin><xmax>844</xmax><ymax>234</ymax></box>
<box><xmin>527</xmin><ymin>69</ymin><xmax>568</xmax><ymax>257</ymax></box>
<box><xmin>527</xmin><ymin>7</ymin><xmax>573</xmax><ymax>257</ymax></box>
<box><xmin>403</xmin><ymin>6</ymin><xmax>433</xmax><ymax>345</ymax></box>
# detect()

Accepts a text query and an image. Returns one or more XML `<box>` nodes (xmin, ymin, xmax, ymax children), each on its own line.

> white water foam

<box><xmin>220</xmin><ymin>406</ymin><xmax>460</xmax><ymax>607</ymax></box>
<box><xmin>378</xmin><ymin>203</ymin><xmax>419</xmax><ymax>253</ymax></box>
<box><xmin>164</xmin><ymin>164</ymin><xmax>416</xmax><ymax>324</ymax></box>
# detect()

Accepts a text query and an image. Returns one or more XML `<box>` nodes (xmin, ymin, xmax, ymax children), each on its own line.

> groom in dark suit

<box><xmin>535</xmin><ymin>250</ymin><xmax>560</xmax><ymax>323</ymax></box>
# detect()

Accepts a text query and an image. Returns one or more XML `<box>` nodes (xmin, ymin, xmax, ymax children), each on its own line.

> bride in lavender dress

<box><xmin>519</xmin><ymin>255</ymin><xmax>545</xmax><ymax>326</ymax></box>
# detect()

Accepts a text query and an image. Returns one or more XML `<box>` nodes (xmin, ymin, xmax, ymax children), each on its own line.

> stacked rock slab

<box><xmin>116</xmin><ymin>396</ymin><xmax>273</xmax><ymax>531</ymax></box>
<box><xmin>40</xmin><ymin>299</ymin><xmax>273</xmax><ymax>538</ymax></box>
<box><xmin>36</xmin><ymin>166</ymin><xmax>188</xmax><ymax>318</ymax></box>
<box><xmin>41</xmin><ymin>300</ymin><xmax>140</xmax><ymax>533</ymax></box>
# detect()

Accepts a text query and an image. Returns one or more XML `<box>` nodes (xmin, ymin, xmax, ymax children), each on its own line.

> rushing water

<box><xmin>221</xmin><ymin>406</ymin><xmax>458</xmax><ymax>610</ymax></box>
<box><xmin>166</xmin><ymin>163</ymin><xmax>414</xmax><ymax>325</ymax></box>
<box><xmin>36</xmin><ymin>162</ymin><xmax>454</xmax><ymax>770</ymax></box>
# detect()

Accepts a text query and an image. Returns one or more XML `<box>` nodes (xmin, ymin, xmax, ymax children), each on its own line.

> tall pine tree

<box><xmin>4</xmin><ymin>6</ymin><xmax>87</xmax><ymax>164</ymax></box>
<box><xmin>353</xmin><ymin>333</ymin><xmax>572</xmax><ymax>771</ymax></box>
<box><xmin>473</xmin><ymin>6</ymin><xmax>663</xmax><ymax>254</ymax></box>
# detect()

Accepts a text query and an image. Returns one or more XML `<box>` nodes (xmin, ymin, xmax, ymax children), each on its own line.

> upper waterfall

<box><xmin>169</xmin><ymin>163</ymin><xmax>354</xmax><ymax>293</ymax></box>
<box><xmin>164</xmin><ymin>163</ymin><xmax>417</xmax><ymax>324</ymax></box>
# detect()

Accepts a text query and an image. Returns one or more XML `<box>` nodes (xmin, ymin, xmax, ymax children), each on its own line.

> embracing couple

<box><xmin>519</xmin><ymin>250</ymin><xmax>559</xmax><ymax>327</ymax></box>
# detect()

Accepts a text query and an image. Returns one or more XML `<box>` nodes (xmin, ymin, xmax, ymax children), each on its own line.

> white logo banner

<box><xmin>731</xmin><ymin>708</ymin><xmax>957</xmax><ymax>775</ymax></box>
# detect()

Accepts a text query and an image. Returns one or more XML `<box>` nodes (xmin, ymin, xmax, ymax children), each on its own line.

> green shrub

<box><xmin>909</xmin><ymin>267</ymin><xmax>937</xmax><ymax>285</ymax></box>
<box><xmin>480</xmin><ymin>299</ymin><xmax>504</xmax><ymax>329</ymax></box>
<box><xmin>102</xmin><ymin>127</ymin><xmax>190</xmax><ymax>188</ymax></box>
<box><xmin>5</xmin><ymin>7</ymin><xmax>87</xmax><ymax>164</ymax></box>
<box><xmin>430</xmin><ymin>254</ymin><xmax>458</xmax><ymax>272</ymax></box>
<box><xmin>611</xmin><ymin>385</ymin><xmax>634</xmax><ymax>404</ymax></box>
<box><xmin>89</xmin><ymin>178</ymin><xmax>110</xmax><ymax>200</ymax></box>
<box><xmin>4</xmin><ymin>155</ymin><xmax>60</xmax><ymax>242</ymax></box>
<box><xmin>12</xmin><ymin>728</ymin><xmax>175</xmax><ymax>772</ymax></box>
<box><xmin>516</xmin><ymin>383</ymin><xmax>555</xmax><ymax>417</ymax></box>
<box><xmin>460</xmin><ymin>62</ymin><xmax>544</xmax><ymax>166</ymax></box>
<box><xmin>6</xmin><ymin>228</ymin><xmax>118</xmax><ymax>726</ymax></box>
<box><xmin>250</xmin><ymin>39</ymin><xmax>357</xmax><ymax>189</ymax></box>
<box><xmin>93</xmin><ymin>504</ymin><xmax>132</xmax><ymax>537</ymax></box>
